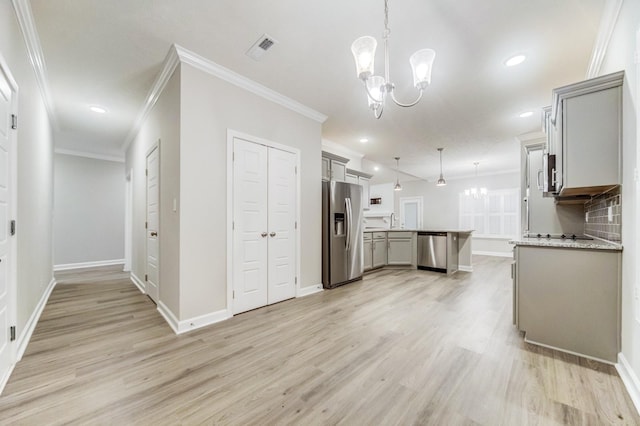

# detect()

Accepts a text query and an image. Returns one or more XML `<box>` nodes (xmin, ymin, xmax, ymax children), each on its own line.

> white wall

<box><xmin>392</xmin><ymin>171</ymin><xmax>521</xmax><ymax>255</ymax></box>
<box><xmin>599</xmin><ymin>0</ymin><xmax>640</xmax><ymax>405</ymax></box>
<box><xmin>53</xmin><ymin>153</ymin><xmax>125</xmax><ymax>267</ymax></box>
<box><xmin>0</xmin><ymin>2</ymin><xmax>54</xmax><ymax>343</ymax></box>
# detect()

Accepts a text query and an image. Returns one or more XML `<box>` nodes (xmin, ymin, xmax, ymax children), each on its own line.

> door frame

<box><xmin>145</xmin><ymin>141</ymin><xmax>160</xmax><ymax>301</ymax></box>
<box><xmin>0</xmin><ymin>52</ymin><xmax>18</xmax><ymax>392</ymax></box>
<box><xmin>399</xmin><ymin>196</ymin><xmax>423</xmax><ymax>229</ymax></box>
<box><xmin>226</xmin><ymin>129</ymin><xmax>300</xmax><ymax>315</ymax></box>
<box><xmin>124</xmin><ymin>167</ymin><xmax>132</xmax><ymax>272</ymax></box>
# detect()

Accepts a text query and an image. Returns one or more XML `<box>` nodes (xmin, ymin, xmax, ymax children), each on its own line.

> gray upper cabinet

<box><xmin>346</xmin><ymin>168</ymin><xmax>373</xmax><ymax>210</ymax></box>
<box><xmin>548</xmin><ymin>71</ymin><xmax>623</xmax><ymax>197</ymax></box>
<box><xmin>321</xmin><ymin>151</ymin><xmax>349</xmax><ymax>182</ymax></box>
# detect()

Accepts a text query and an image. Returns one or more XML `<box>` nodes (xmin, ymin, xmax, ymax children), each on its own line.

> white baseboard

<box><xmin>298</xmin><ymin>283</ymin><xmax>323</xmax><ymax>297</ymax></box>
<box><xmin>157</xmin><ymin>301</ymin><xmax>231</xmax><ymax>335</ymax></box>
<box><xmin>17</xmin><ymin>277</ymin><xmax>56</xmax><ymax>361</ymax></box>
<box><xmin>473</xmin><ymin>250</ymin><xmax>513</xmax><ymax>258</ymax></box>
<box><xmin>54</xmin><ymin>258</ymin><xmax>125</xmax><ymax>271</ymax></box>
<box><xmin>130</xmin><ymin>273</ymin><xmax>146</xmax><ymax>294</ymax></box>
<box><xmin>617</xmin><ymin>353</ymin><xmax>640</xmax><ymax>415</ymax></box>
<box><xmin>0</xmin><ymin>362</ymin><xmax>15</xmax><ymax>396</ymax></box>
<box><xmin>458</xmin><ymin>265</ymin><xmax>473</xmax><ymax>272</ymax></box>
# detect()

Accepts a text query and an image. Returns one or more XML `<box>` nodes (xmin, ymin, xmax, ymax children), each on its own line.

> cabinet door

<box><xmin>363</xmin><ymin>240</ymin><xmax>373</xmax><ymax>271</ymax></box>
<box><xmin>372</xmin><ymin>239</ymin><xmax>387</xmax><ymax>268</ymax></box>
<box><xmin>345</xmin><ymin>173</ymin><xmax>358</xmax><ymax>184</ymax></box>
<box><xmin>563</xmin><ymin>87</ymin><xmax>620</xmax><ymax>189</ymax></box>
<box><xmin>387</xmin><ymin>238</ymin><xmax>413</xmax><ymax>265</ymax></box>
<box><xmin>321</xmin><ymin>157</ymin><xmax>331</xmax><ymax>181</ymax></box>
<box><xmin>359</xmin><ymin>177</ymin><xmax>370</xmax><ymax>210</ymax></box>
<box><xmin>331</xmin><ymin>160</ymin><xmax>346</xmax><ymax>182</ymax></box>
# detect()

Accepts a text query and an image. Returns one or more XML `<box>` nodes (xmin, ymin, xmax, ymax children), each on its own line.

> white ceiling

<box><xmin>29</xmin><ymin>0</ymin><xmax>605</xmax><ymax>180</ymax></box>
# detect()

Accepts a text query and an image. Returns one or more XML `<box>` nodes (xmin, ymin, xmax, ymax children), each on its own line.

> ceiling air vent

<box><xmin>246</xmin><ymin>34</ymin><xmax>278</xmax><ymax>61</ymax></box>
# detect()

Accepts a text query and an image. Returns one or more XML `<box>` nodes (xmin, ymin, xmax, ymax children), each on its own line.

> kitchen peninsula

<box><xmin>363</xmin><ymin>229</ymin><xmax>473</xmax><ymax>274</ymax></box>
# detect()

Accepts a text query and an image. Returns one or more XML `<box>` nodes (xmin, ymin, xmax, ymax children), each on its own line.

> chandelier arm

<box><xmin>362</xmin><ymin>79</ymin><xmax>384</xmax><ymax>104</ymax></box>
<box><xmin>389</xmin><ymin>89</ymin><xmax>424</xmax><ymax>108</ymax></box>
<box><xmin>374</xmin><ymin>104</ymin><xmax>384</xmax><ymax>119</ymax></box>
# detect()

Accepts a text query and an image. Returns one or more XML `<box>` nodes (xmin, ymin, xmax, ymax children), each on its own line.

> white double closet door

<box><xmin>233</xmin><ymin>137</ymin><xmax>297</xmax><ymax>314</ymax></box>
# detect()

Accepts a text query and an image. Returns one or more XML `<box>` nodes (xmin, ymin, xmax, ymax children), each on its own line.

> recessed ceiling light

<box><xmin>519</xmin><ymin>111</ymin><xmax>533</xmax><ymax>118</ymax></box>
<box><xmin>374</xmin><ymin>166</ymin><xmax>380</xmax><ymax>171</ymax></box>
<box><xmin>359</xmin><ymin>138</ymin><xmax>369</xmax><ymax>143</ymax></box>
<box><xmin>505</xmin><ymin>54</ymin><xmax>526</xmax><ymax>67</ymax></box>
<box><xmin>89</xmin><ymin>106</ymin><xmax>107</xmax><ymax>114</ymax></box>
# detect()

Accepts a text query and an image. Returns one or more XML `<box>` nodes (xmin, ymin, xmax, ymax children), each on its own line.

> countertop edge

<box><xmin>509</xmin><ymin>239</ymin><xmax>623</xmax><ymax>251</ymax></box>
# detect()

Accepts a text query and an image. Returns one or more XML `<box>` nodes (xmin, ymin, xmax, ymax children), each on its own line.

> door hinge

<box><xmin>145</xmin><ymin>274</ymin><xmax>148</xmax><ymax>281</ymax></box>
<box><xmin>232</xmin><ymin>290</ymin><xmax>235</xmax><ymax>299</ymax></box>
<box><xmin>295</xmin><ymin>166</ymin><xmax>297</xmax><ymax>175</ymax></box>
<box><xmin>145</xmin><ymin>169</ymin><xmax>148</xmax><ymax>176</ymax></box>
<box><xmin>232</xmin><ymin>152</ymin><xmax>235</xmax><ymax>161</ymax></box>
<box><xmin>10</xmin><ymin>326</ymin><xmax>15</xmax><ymax>342</ymax></box>
<box><xmin>145</xmin><ymin>221</ymin><xmax>148</xmax><ymax>229</ymax></box>
<box><xmin>11</xmin><ymin>114</ymin><xmax>17</xmax><ymax>130</ymax></box>
<box><xmin>232</xmin><ymin>221</ymin><xmax>235</xmax><ymax>230</ymax></box>
<box><xmin>295</xmin><ymin>221</ymin><xmax>297</xmax><ymax>230</ymax></box>
<box><xmin>295</xmin><ymin>277</ymin><xmax>297</xmax><ymax>284</ymax></box>
<box><xmin>10</xmin><ymin>220</ymin><xmax>15</xmax><ymax>236</ymax></box>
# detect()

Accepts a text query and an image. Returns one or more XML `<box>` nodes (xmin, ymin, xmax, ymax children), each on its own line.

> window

<box><xmin>459</xmin><ymin>188</ymin><xmax>519</xmax><ymax>238</ymax></box>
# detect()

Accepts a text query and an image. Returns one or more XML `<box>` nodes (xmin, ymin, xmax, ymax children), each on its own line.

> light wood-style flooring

<box><xmin>0</xmin><ymin>257</ymin><xmax>637</xmax><ymax>424</ymax></box>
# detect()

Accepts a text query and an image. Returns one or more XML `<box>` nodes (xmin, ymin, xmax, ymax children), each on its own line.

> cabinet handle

<box><xmin>270</xmin><ymin>232</ymin><xmax>276</xmax><ymax>237</ymax></box>
<box><xmin>261</xmin><ymin>232</ymin><xmax>268</xmax><ymax>238</ymax></box>
<box><xmin>150</xmin><ymin>232</ymin><xmax>158</xmax><ymax>237</ymax></box>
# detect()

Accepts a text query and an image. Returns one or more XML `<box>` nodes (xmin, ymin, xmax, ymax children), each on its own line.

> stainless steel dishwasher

<box><xmin>417</xmin><ymin>232</ymin><xmax>447</xmax><ymax>272</ymax></box>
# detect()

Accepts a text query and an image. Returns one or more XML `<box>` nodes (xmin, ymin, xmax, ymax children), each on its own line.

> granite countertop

<box><xmin>364</xmin><ymin>228</ymin><xmax>474</xmax><ymax>233</ymax></box>
<box><xmin>509</xmin><ymin>237</ymin><xmax>623</xmax><ymax>251</ymax></box>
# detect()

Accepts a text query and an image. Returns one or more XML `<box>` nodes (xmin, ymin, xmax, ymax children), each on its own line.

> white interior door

<box><xmin>0</xmin><ymin>59</ymin><xmax>16</xmax><ymax>388</ymax></box>
<box><xmin>400</xmin><ymin>196</ymin><xmax>423</xmax><ymax>229</ymax></box>
<box><xmin>145</xmin><ymin>145</ymin><xmax>160</xmax><ymax>303</ymax></box>
<box><xmin>233</xmin><ymin>138</ymin><xmax>268</xmax><ymax>314</ymax></box>
<box><xmin>267</xmin><ymin>148</ymin><xmax>296</xmax><ymax>304</ymax></box>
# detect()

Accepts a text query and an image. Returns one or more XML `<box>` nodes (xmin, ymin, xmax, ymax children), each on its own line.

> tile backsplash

<box><xmin>584</xmin><ymin>186</ymin><xmax>621</xmax><ymax>242</ymax></box>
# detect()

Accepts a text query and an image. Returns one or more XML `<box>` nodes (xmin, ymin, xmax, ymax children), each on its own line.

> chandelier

<box><xmin>351</xmin><ymin>0</ymin><xmax>436</xmax><ymax>119</ymax></box>
<box><xmin>465</xmin><ymin>162</ymin><xmax>487</xmax><ymax>199</ymax></box>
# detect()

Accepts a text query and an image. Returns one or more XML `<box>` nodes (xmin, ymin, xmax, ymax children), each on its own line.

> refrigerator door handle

<box><xmin>345</xmin><ymin>198</ymin><xmax>352</xmax><ymax>251</ymax></box>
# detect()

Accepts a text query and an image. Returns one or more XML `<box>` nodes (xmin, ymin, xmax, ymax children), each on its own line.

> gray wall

<box><xmin>53</xmin><ymin>153</ymin><xmax>125</xmax><ymax>266</ymax></box>
<box><xmin>0</xmin><ymin>2</ymin><xmax>54</xmax><ymax>341</ymax></box>
<box><xmin>599</xmin><ymin>0</ymin><xmax>640</xmax><ymax>395</ymax></box>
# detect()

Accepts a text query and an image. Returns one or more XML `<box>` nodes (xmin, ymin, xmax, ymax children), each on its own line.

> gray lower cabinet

<box><xmin>364</xmin><ymin>232</ymin><xmax>386</xmax><ymax>271</ymax></box>
<box><xmin>514</xmin><ymin>245</ymin><xmax>621</xmax><ymax>363</ymax></box>
<box><xmin>372</xmin><ymin>233</ymin><xmax>387</xmax><ymax>269</ymax></box>
<box><xmin>387</xmin><ymin>232</ymin><xmax>413</xmax><ymax>265</ymax></box>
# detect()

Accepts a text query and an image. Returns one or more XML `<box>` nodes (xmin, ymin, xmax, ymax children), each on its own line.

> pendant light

<box><xmin>436</xmin><ymin>148</ymin><xmax>446</xmax><ymax>186</ymax></box>
<box><xmin>465</xmin><ymin>162</ymin><xmax>488</xmax><ymax>198</ymax></box>
<box><xmin>394</xmin><ymin>157</ymin><xmax>402</xmax><ymax>191</ymax></box>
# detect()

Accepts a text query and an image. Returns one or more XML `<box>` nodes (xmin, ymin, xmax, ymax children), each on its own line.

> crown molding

<box><xmin>54</xmin><ymin>148</ymin><xmax>125</xmax><ymax>163</ymax></box>
<box><xmin>174</xmin><ymin>44</ymin><xmax>327</xmax><ymax>124</ymax></box>
<box><xmin>122</xmin><ymin>43</ymin><xmax>327</xmax><ymax>153</ymax></box>
<box><xmin>121</xmin><ymin>45</ymin><xmax>180</xmax><ymax>152</ymax></box>
<box><xmin>586</xmin><ymin>0</ymin><xmax>624</xmax><ymax>79</ymax></box>
<box><xmin>11</xmin><ymin>0</ymin><xmax>58</xmax><ymax>131</ymax></box>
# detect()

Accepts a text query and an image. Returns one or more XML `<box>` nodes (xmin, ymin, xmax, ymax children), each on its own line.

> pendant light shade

<box><xmin>394</xmin><ymin>157</ymin><xmax>402</xmax><ymax>191</ymax></box>
<box><xmin>436</xmin><ymin>148</ymin><xmax>446</xmax><ymax>186</ymax></box>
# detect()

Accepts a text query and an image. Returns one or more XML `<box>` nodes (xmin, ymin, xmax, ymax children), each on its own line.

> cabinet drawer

<box><xmin>372</xmin><ymin>232</ymin><xmax>387</xmax><ymax>240</ymax></box>
<box><xmin>387</xmin><ymin>231</ymin><xmax>412</xmax><ymax>239</ymax></box>
<box><xmin>363</xmin><ymin>232</ymin><xmax>372</xmax><ymax>241</ymax></box>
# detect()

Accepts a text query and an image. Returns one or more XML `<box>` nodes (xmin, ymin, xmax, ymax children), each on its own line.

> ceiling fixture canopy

<box><xmin>436</xmin><ymin>147</ymin><xmax>446</xmax><ymax>186</ymax></box>
<box><xmin>394</xmin><ymin>156</ymin><xmax>402</xmax><ymax>191</ymax></box>
<box><xmin>351</xmin><ymin>0</ymin><xmax>435</xmax><ymax>119</ymax></box>
<box><xmin>465</xmin><ymin>162</ymin><xmax>488</xmax><ymax>198</ymax></box>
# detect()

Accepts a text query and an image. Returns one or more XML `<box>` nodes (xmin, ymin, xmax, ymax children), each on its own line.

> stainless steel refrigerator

<box><xmin>322</xmin><ymin>181</ymin><xmax>364</xmax><ymax>289</ymax></box>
